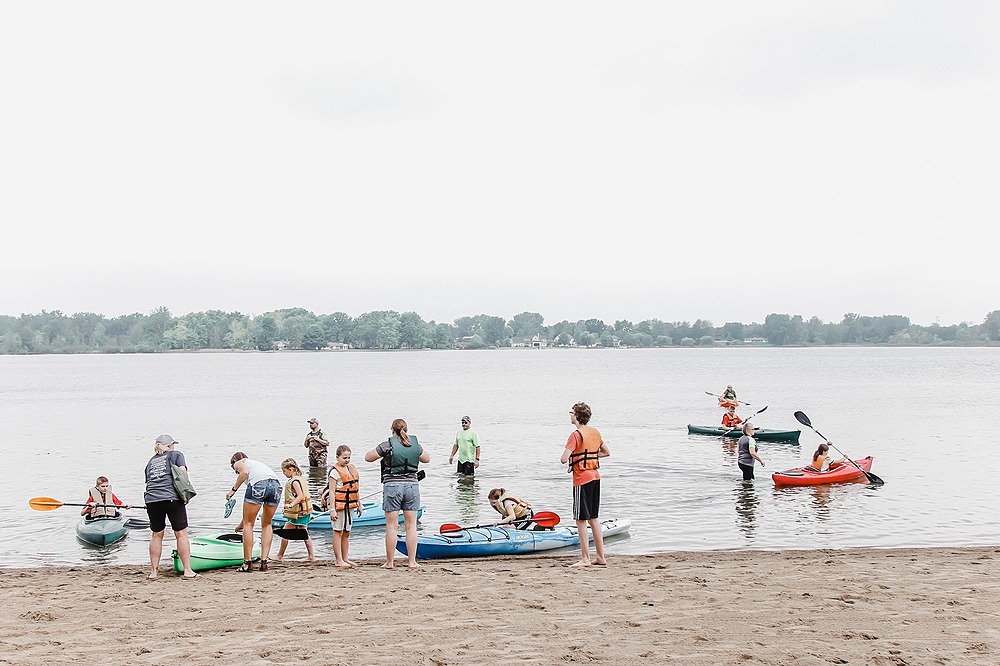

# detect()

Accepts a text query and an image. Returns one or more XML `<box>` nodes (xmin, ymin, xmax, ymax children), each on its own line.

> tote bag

<box><xmin>169</xmin><ymin>452</ymin><xmax>197</xmax><ymax>504</ymax></box>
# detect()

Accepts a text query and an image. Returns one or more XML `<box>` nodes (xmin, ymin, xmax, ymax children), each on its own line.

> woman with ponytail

<box><xmin>365</xmin><ymin>418</ymin><xmax>430</xmax><ymax>569</ymax></box>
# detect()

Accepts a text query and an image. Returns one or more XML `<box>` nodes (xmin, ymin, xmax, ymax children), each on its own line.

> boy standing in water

<box><xmin>560</xmin><ymin>402</ymin><xmax>610</xmax><ymax>568</ymax></box>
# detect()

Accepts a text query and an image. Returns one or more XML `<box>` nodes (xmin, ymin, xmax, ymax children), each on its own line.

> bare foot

<box><xmin>336</xmin><ymin>562</ymin><xmax>352</xmax><ymax>569</ymax></box>
<box><xmin>146</xmin><ymin>572</ymin><xmax>157</xmax><ymax>580</ymax></box>
<box><xmin>272</xmin><ymin>557</ymin><xmax>283</xmax><ymax>563</ymax></box>
<box><xmin>568</xmin><ymin>560</ymin><xmax>592</xmax><ymax>569</ymax></box>
<box><xmin>307</xmin><ymin>557</ymin><xmax>316</xmax><ymax>563</ymax></box>
<box><xmin>594</xmin><ymin>559</ymin><xmax>608</xmax><ymax>566</ymax></box>
<box><xmin>407</xmin><ymin>562</ymin><xmax>422</xmax><ymax>570</ymax></box>
<box><xmin>345</xmin><ymin>560</ymin><xmax>357</xmax><ymax>568</ymax></box>
<box><xmin>381</xmin><ymin>562</ymin><xmax>394</xmax><ymax>570</ymax></box>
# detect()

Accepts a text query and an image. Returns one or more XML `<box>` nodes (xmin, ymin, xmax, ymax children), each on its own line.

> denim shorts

<box><xmin>245</xmin><ymin>478</ymin><xmax>282</xmax><ymax>506</ymax></box>
<box><xmin>382</xmin><ymin>481</ymin><xmax>420</xmax><ymax>512</ymax></box>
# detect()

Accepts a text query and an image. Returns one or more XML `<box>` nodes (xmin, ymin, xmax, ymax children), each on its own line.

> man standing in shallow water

<box><xmin>560</xmin><ymin>402</ymin><xmax>611</xmax><ymax>568</ymax></box>
<box><xmin>304</xmin><ymin>418</ymin><xmax>330</xmax><ymax>468</ymax></box>
<box><xmin>449</xmin><ymin>415</ymin><xmax>480</xmax><ymax>476</ymax></box>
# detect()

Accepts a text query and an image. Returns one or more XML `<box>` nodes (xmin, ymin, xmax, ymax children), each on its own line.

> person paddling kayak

<box><xmin>721</xmin><ymin>405</ymin><xmax>743</xmax><ymax>429</ymax></box>
<box><xmin>807</xmin><ymin>442</ymin><xmax>846</xmax><ymax>473</ymax></box>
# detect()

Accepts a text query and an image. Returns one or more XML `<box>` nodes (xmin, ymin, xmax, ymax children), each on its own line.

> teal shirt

<box><xmin>454</xmin><ymin>428</ymin><xmax>480</xmax><ymax>463</ymax></box>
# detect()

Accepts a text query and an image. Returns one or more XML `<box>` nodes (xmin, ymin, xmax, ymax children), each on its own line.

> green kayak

<box><xmin>173</xmin><ymin>533</ymin><xmax>261</xmax><ymax>572</ymax></box>
<box><xmin>76</xmin><ymin>515</ymin><xmax>128</xmax><ymax>546</ymax></box>
<box><xmin>687</xmin><ymin>424</ymin><xmax>801</xmax><ymax>443</ymax></box>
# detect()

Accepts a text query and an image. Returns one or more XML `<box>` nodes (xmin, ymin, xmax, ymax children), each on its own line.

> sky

<box><xmin>2</xmin><ymin>1</ymin><xmax>997</xmax><ymax>327</ymax></box>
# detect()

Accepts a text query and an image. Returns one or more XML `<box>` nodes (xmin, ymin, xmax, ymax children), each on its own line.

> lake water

<box><xmin>1</xmin><ymin>347</ymin><xmax>997</xmax><ymax>568</ymax></box>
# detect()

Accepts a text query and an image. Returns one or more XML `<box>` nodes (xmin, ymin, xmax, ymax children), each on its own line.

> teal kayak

<box><xmin>396</xmin><ymin>517</ymin><xmax>632</xmax><ymax>560</ymax></box>
<box><xmin>687</xmin><ymin>424</ymin><xmax>801</xmax><ymax>443</ymax></box>
<box><xmin>173</xmin><ymin>533</ymin><xmax>261</xmax><ymax>572</ymax></box>
<box><xmin>76</xmin><ymin>515</ymin><xmax>128</xmax><ymax>546</ymax></box>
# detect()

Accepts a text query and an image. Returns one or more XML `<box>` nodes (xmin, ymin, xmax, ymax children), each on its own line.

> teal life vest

<box><xmin>381</xmin><ymin>435</ymin><xmax>422</xmax><ymax>481</ymax></box>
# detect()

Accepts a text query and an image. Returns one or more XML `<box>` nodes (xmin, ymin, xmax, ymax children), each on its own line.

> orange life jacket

<box><xmin>567</xmin><ymin>425</ymin><xmax>602</xmax><ymax>471</ymax></box>
<box><xmin>333</xmin><ymin>464</ymin><xmax>360</xmax><ymax>511</ymax></box>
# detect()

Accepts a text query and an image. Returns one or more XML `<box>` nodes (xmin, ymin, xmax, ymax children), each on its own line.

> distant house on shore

<box><xmin>274</xmin><ymin>340</ymin><xmax>289</xmax><ymax>351</ymax></box>
<box><xmin>325</xmin><ymin>342</ymin><xmax>350</xmax><ymax>350</ymax></box>
<box><xmin>743</xmin><ymin>337</ymin><xmax>768</xmax><ymax>344</ymax></box>
<box><xmin>511</xmin><ymin>335</ymin><xmax>548</xmax><ymax>349</ymax></box>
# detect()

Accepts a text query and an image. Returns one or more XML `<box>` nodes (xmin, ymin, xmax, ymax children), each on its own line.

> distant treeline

<box><xmin>1</xmin><ymin>307</ymin><xmax>999</xmax><ymax>354</ymax></box>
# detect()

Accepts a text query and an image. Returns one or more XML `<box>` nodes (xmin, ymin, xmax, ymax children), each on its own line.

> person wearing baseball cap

<box><xmin>303</xmin><ymin>418</ymin><xmax>330</xmax><ymax>468</ymax></box>
<box><xmin>449</xmin><ymin>416</ymin><xmax>480</xmax><ymax>476</ymax></box>
<box><xmin>143</xmin><ymin>434</ymin><xmax>198</xmax><ymax>579</ymax></box>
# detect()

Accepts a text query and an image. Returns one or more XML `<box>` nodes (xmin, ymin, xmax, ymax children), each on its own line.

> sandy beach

<box><xmin>1</xmin><ymin>546</ymin><xmax>998</xmax><ymax>665</ymax></box>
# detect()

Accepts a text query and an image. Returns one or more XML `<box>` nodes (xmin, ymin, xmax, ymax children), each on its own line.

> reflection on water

<box><xmin>306</xmin><ymin>466</ymin><xmax>330</xmax><ymax>503</ymax></box>
<box><xmin>734</xmin><ymin>481</ymin><xmax>759</xmax><ymax>542</ymax></box>
<box><xmin>453</xmin><ymin>475</ymin><xmax>481</xmax><ymax>524</ymax></box>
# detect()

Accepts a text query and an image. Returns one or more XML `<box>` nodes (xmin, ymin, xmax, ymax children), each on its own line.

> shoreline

<box><xmin>3</xmin><ymin>545</ymin><xmax>998</xmax><ymax>665</ymax></box>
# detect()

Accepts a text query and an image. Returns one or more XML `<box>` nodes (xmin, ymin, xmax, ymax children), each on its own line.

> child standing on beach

<box><xmin>82</xmin><ymin>476</ymin><xmax>130</xmax><ymax>517</ymax></box>
<box><xmin>274</xmin><ymin>458</ymin><xmax>315</xmax><ymax>562</ymax></box>
<box><xmin>329</xmin><ymin>445</ymin><xmax>363</xmax><ymax>568</ymax></box>
<box><xmin>560</xmin><ymin>402</ymin><xmax>611</xmax><ymax>568</ymax></box>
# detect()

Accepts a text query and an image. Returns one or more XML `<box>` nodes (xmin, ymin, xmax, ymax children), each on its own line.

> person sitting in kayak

<box><xmin>81</xmin><ymin>476</ymin><xmax>130</xmax><ymax>517</ymax></box>
<box><xmin>488</xmin><ymin>488</ymin><xmax>534</xmax><ymax>529</ymax></box>
<box><xmin>718</xmin><ymin>385</ymin><xmax>739</xmax><ymax>407</ymax></box>
<box><xmin>807</xmin><ymin>442</ymin><xmax>846</xmax><ymax>473</ymax></box>
<box><xmin>721</xmin><ymin>405</ymin><xmax>743</xmax><ymax>429</ymax></box>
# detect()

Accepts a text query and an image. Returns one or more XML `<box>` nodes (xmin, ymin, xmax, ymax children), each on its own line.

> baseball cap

<box><xmin>461</xmin><ymin>416</ymin><xmax>471</xmax><ymax>423</ymax></box>
<box><xmin>307</xmin><ymin>418</ymin><xmax>318</xmax><ymax>424</ymax></box>
<box><xmin>155</xmin><ymin>434</ymin><xmax>177</xmax><ymax>445</ymax></box>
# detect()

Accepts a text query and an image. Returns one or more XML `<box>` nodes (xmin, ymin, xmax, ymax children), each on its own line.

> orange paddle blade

<box><xmin>439</xmin><ymin>523</ymin><xmax>463</xmax><ymax>534</ymax></box>
<box><xmin>531</xmin><ymin>511</ymin><xmax>560</xmax><ymax>528</ymax></box>
<box><xmin>28</xmin><ymin>497</ymin><xmax>64</xmax><ymax>511</ymax></box>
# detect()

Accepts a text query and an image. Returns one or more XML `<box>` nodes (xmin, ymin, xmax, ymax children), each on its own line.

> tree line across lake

<box><xmin>2</xmin><ymin>307</ymin><xmax>999</xmax><ymax>354</ymax></box>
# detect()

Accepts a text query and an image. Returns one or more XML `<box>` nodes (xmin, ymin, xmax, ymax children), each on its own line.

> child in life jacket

<box><xmin>82</xmin><ymin>476</ymin><xmax>130</xmax><ymax>517</ymax></box>
<box><xmin>274</xmin><ymin>458</ymin><xmax>316</xmax><ymax>562</ymax></box>
<box><xmin>329</xmin><ymin>445</ymin><xmax>363</xmax><ymax>568</ymax></box>
<box><xmin>488</xmin><ymin>488</ymin><xmax>534</xmax><ymax>528</ymax></box>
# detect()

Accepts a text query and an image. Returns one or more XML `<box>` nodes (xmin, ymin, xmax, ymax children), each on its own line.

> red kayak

<box><xmin>772</xmin><ymin>456</ymin><xmax>875</xmax><ymax>486</ymax></box>
<box><xmin>718</xmin><ymin>398</ymin><xmax>739</xmax><ymax>408</ymax></box>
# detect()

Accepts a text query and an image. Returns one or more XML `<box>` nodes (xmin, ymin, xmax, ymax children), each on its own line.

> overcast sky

<box><xmin>2</xmin><ymin>1</ymin><xmax>997</xmax><ymax>327</ymax></box>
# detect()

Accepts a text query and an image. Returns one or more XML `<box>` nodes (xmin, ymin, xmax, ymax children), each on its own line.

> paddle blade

<box><xmin>125</xmin><ymin>517</ymin><xmax>150</xmax><ymax>529</ymax></box>
<box><xmin>793</xmin><ymin>411</ymin><xmax>812</xmax><ymax>428</ymax></box>
<box><xmin>756</xmin><ymin>405</ymin><xmax>768</xmax><ymax>415</ymax></box>
<box><xmin>531</xmin><ymin>511</ymin><xmax>560</xmax><ymax>528</ymax></box>
<box><xmin>417</xmin><ymin>470</ymin><xmax>426</xmax><ymax>481</ymax></box>
<box><xmin>28</xmin><ymin>497</ymin><xmax>64</xmax><ymax>511</ymax></box>
<box><xmin>439</xmin><ymin>523</ymin><xmax>463</xmax><ymax>534</ymax></box>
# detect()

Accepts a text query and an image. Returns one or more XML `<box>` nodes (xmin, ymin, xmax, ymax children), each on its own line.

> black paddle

<box><xmin>721</xmin><ymin>405</ymin><xmax>768</xmax><ymax>437</ymax></box>
<box><xmin>793</xmin><ymin>411</ymin><xmax>884</xmax><ymax>485</ymax></box>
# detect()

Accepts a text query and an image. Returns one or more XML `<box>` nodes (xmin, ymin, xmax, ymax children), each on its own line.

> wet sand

<box><xmin>1</xmin><ymin>546</ymin><xmax>998</xmax><ymax>665</ymax></box>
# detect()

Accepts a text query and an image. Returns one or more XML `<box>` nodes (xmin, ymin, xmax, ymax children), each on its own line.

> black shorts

<box><xmin>739</xmin><ymin>463</ymin><xmax>755</xmax><ymax>481</ymax></box>
<box><xmin>573</xmin><ymin>479</ymin><xmax>601</xmax><ymax>521</ymax></box>
<box><xmin>457</xmin><ymin>461</ymin><xmax>475</xmax><ymax>476</ymax></box>
<box><xmin>146</xmin><ymin>500</ymin><xmax>189</xmax><ymax>532</ymax></box>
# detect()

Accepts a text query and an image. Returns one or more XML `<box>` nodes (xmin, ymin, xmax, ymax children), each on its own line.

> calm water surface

<box><xmin>1</xmin><ymin>347</ymin><xmax>997</xmax><ymax>568</ymax></box>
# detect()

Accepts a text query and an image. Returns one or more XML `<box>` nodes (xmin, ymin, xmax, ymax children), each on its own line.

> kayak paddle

<box><xmin>124</xmin><ymin>517</ymin><xmax>150</xmax><ymax>529</ymax></box>
<box><xmin>706</xmin><ymin>390</ymin><xmax>751</xmax><ymax>406</ymax></box>
<box><xmin>721</xmin><ymin>405</ymin><xmax>768</xmax><ymax>437</ymax></box>
<box><xmin>793</xmin><ymin>411</ymin><xmax>884</xmax><ymax>486</ymax></box>
<box><xmin>439</xmin><ymin>510</ymin><xmax>560</xmax><ymax>534</ymax></box>
<box><xmin>28</xmin><ymin>497</ymin><xmax>146</xmax><ymax>511</ymax></box>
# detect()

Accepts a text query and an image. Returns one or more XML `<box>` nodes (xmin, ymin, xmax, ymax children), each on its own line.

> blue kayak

<box><xmin>270</xmin><ymin>501</ymin><xmax>425</xmax><ymax>529</ymax></box>
<box><xmin>396</xmin><ymin>517</ymin><xmax>632</xmax><ymax>560</ymax></box>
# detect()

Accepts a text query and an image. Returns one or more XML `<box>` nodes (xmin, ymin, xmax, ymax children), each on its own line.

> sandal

<box><xmin>259</xmin><ymin>560</ymin><xmax>268</xmax><ymax>572</ymax></box>
<box><xmin>237</xmin><ymin>560</ymin><xmax>253</xmax><ymax>573</ymax></box>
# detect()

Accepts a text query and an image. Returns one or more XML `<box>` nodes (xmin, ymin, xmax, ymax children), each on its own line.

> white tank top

<box><xmin>245</xmin><ymin>459</ymin><xmax>280</xmax><ymax>485</ymax></box>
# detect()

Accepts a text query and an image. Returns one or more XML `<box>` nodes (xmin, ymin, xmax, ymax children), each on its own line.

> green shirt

<box><xmin>454</xmin><ymin>427</ymin><xmax>480</xmax><ymax>463</ymax></box>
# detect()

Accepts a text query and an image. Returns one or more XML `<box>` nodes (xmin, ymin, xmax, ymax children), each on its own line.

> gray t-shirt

<box><xmin>737</xmin><ymin>435</ymin><xmax>756</xmax><ymax>467</ymax></box>
<box><xmin>144</xmin><ymin>450</ymin><xmax>187</xmax><ymax>503</ymax></box>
